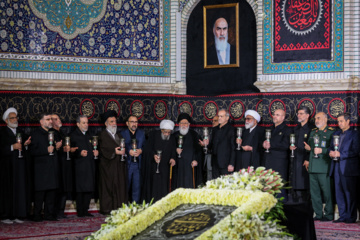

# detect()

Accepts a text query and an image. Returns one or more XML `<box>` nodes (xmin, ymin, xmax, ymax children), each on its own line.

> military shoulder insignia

<box><xmin>312</xmin><ymin>128</ymin><xmax>318</xmax><ymax>130</ymax></box>
<box><xmin>328</xmin><ymin>127</ymin><xmax>335</xmax><ymax>130</ymax></box>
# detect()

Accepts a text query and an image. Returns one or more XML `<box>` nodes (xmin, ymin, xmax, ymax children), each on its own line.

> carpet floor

<box><xmin>0</xmin><ymin>213</ymin><xmax>106</xmax><ymax>240</ymax></box>
<box><xmin>315</xmin><ymin>220</ymin><xmax>360</xmax><ymax>240</ymax></box>
<box><xmin>1</xmin><ymin>215</ymin><xmax>359</xmax><ymax>239</ymax></box>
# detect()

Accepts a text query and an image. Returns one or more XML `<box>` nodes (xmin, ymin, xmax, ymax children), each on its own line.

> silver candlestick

<box><xmin>120</xmin><ymin>138</ymin><xmax>126</xmax><ymax>162</ymax></box>
<box><xmin>65</xmin><ymin>136</ymin><xmax>71</xmax><ymax>160</ymax></box>
<box><xmin>236</xmin><ymin>127</ymin><xmax>242</xmax><ymax>150</ymax></box>
<box><xmin>290</xmin><ymin>134</ymin><xmax>295</xmax><ymax>158</ymax></box>
<box><xmin>178</xmin><ymin>135</ymin><xmax>183</xmax><ymax>158</ymax></box>
<box><xmin>16</xmin><ymin>133</ymin><xmax>23</xmax><ymax>158</ymax></box>
<box><xmin>156</xmin><ymin>150</ymin><xmax>162</xmax><ymax>174</ymax></box>
<box><xmin>313</xmin><ymin>134</ymin><xmax>320</xmax><ymax>159</ymax></box>
<box><xmin>48</xmin><ymin>131</ymin><xmax>54</xmax><ymax>156</ymax></box>
<box><xmin>92</xmin><ymin>136</ymin><xmax>98</xmax><ymax>159</ymax></box>
<box><xmin>265</xmin><ymin>129</ymin><xmax>271</xmax><ymax>153</ymax></box>
<box><xmin>333</xmin><ymin>135</ymin><xmax>340</xmax><ymax>161</ymax></box>
<box><xmin>203</xmin><ymin>127</ymin><xmax>209</xmax><ymax>154</ymax></box>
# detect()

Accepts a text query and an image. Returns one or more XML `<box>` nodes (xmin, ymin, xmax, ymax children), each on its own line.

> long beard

<box><xmin>179</xmin><ymin>126</ymin><xmax>189</xmax><ymax>136</ymax></box>
<box><xmin>161</xmin><ymin>133</ymin><xmax>170</xmax><ymax>141</ymax></box>
<box><xmin>8</xmin><ymin>122</ymin><xmax>18</xmax><ymax>128</ymax></box>
<box><xmin>215</xmin><ymin>35</ymin><xmax>228</xmax><ymax>51</ymax></box>
<box><xmin>107</xmin><ymin>125</ymin><xmax>117</xmax><ymax>135</ymax></box>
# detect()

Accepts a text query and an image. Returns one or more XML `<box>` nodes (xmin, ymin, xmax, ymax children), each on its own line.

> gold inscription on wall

<box><xmin>204</xmin><ymin>102</ymin><xmax>217</xmax><ymax>119</ymax></box>
<box><xmin>179</xmin><ymin>102</ymin><xmax>192</xmax><ymax>116</ymax></box>
<box><xmin>165</xmin><ymin>212</ymin><xmax>211</xmax><ymax>235</ymax></box>
<box><xmin>329</xmin><ymin>99</ymin><xmax>345</xmax><ymax>119</ymax></box>
<box><xmin>131</xmin><ymin>101</ymin><xmax>144</xmax><ymax>118</ymax></box>
<box><xmin>155</xmin><ymin>101</ymin><xmax>166</xmax><ymax>119</ymax></box>
<box><xmin>230</xmin><ymin>101</ymin><xmax>243</xmax><ymax>119</ymax></box>
<box><xmin>81</xmin><ymin>100</ymin><xmax>95</xmax><ymax>118</ymax></box>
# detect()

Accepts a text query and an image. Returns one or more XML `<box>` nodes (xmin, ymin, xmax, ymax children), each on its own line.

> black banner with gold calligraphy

<box><xmin>0</xmin><ymin>90</ymin><xmax>359</xmax><ymax>136</ymax></box>
<box><xmin>274</xmin><ymin>0</ymin><xmax>332</xmax><ymax>62</ymax></box>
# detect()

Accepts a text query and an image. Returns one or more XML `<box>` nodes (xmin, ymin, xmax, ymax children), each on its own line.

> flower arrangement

<box><xmin>88</xmin><ymin>167</ymin><xmax>292</xmax><ymax>240</ymax></box>
<box><xmin>204</xmin><ymin>166</ymin><xmax>284</xmax><ymax>195</ymax></box>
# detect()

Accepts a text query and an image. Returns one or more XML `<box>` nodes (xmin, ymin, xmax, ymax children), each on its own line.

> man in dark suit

<box><xmin>98</xmin><ymin>111</ymin><xmax>127</xmax><ymax>214</ymax></box>
<box><xmin>207</xmin><ymin>17</ymin><xmax>236</xmax><ymax>66</ymax></box>
<box><xmin>51</xmin><ymin>113</ymin><xmax>73</xmax><ymax>219</ymax></box>
<box><xmin>263</xmin><ymin>109</ymin><xmax>291</xmax><ymax>201</ymax></box>
<box><xmin>30</xmin><ymin>113</ymin><xmax>62</xmax><ymax>221</ymax></box>
<box><xmin>329</xmin><ymin>113</ymin><xmax>360</xmax><ymax>223</ymax></box>
<box><xmin>121</xmin><ymin>115</ymin><xmax>145</xmax><ymax>203</ymax></box>
<box><xmin>235</xmin><ymin>110</ymin><xmax>264</xmax><ymax>171</ymax></box>
<box><xmin>0</xmin><ymin>108</ymin><xmax>31</xmax><ymax>224</ymax></box>
<box><xmin>289</xmin><ymin>106</ymin><xmax>314</xmax><ymax>203</ymax></box>
<box><xmin>202</xmin><ymin>109</ymin><xmax>235</xmax><ymax>179</ymax></box>
<box><xmin>70</xmin><ymin>115</ymin><xmax>98</xmax><ymax>217</ymax></box>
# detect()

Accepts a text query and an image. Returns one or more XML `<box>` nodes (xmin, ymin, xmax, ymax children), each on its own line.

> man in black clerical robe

<box><xmin>98</xmin><ymin>110</ymin><xmax>128</xmax><ymax>214</ymax></box>
<box><xmin>142</xmin><ymin>120</ymin><xmax>176</xmax><ymax>203</ymax></box>
<box><xmin>173</xmin><ymin>113</ymin><xmax>202</xmax><ymax>189</ymax></box>
<box><xmin>0</xmin><ymin>108</ymin><xmax>31</xmax><ymax>224</ymax></box>
<box><xmin>30</xmin><ymin>113</ymin><xmax>62</xmax><ymax>221</ymax></box>
<box><xmin>51</xmin><ymin>114</ymin><xmax>73</xmax><ymax>219</ymax></box>
<box><xmin>289</xmin><ymin>106</ymin><xmax>314</xmax><ymax>203</ymax></box>
<box><xmin>70</xmin><ymin>115</ymin><xmax>98</xmax><ymax>217</ymax></box>
<box><xmin>262</xmin><ymin>109</ymin><xmax>291</xmax><ymax>201</ymax></box>
<box><xmin>235</xmin><ymin>110</ymin><xmax>264</xmax><ymax>171</ymax></box>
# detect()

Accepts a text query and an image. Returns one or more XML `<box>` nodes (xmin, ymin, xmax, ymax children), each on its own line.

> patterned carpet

<box><xmin>315</xmin><ymin>221</ymin><xmax>360</xmax><ymax>240</ymax></box>
<box><xmin>0</xmin><ymin>213</ymin><xmax>106</xmax><ymax>240</ymax></box>
<box><xmin>1</xmin><ymin>214</ymin><xmax>359</xmax><ymax>239</ymax></box>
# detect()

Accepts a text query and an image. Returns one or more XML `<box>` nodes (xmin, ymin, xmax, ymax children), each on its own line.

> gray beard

<box><xmin>245</xmin><ymin>122</ymin><xmax>254</xmax><ymax>129</ymax></box>
<box><xmin>107</xmin><ymin>125</ymin><xmax>117</xmax><ymax>135</ymax></box>
<box><xmin>161</xmin><ymin>133</ymin><xmax>170</xmax><ymax>141</ymax></box>
<box><xmin>215</xmin><ymin>35</ymin><xmax>228</xmax><ymax>51</ymax></box>
<box><xmin>8</xmin><ymin>122</ymin><xmax>18</xmax><ymax>128</ymax></box>
<box><xmin>179</xmin><ymin>127</ymin><xmax>189</xmax><ymax>136</ymax></box>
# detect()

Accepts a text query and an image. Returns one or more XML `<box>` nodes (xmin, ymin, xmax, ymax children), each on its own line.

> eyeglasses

<box><xmin>128</xmin><ymin>121</ymin><xmax>138</xmax><ymax>124</ymax></box>
<box><xmin>161</xmin><ymin>130</ymin><xmax>172</xmax><ymax>134</ymax></box>
<box><xmin>245</xmin><ymin>117</ymin><xmax>254</xmax><ymax>121</ymax></box>
<box><xmin>9</xmin><ymin>117</ymin><xmax>18</xmax><ymax>120</ymax></box>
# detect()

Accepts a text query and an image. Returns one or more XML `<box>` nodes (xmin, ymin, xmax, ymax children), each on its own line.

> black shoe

<box><xmin>33</xmin><ymin>216</ymin><xmax>43</xmax><ymax>222</ymax></box>
<box><xmin>313</xmin><ymin>217</ymin><xmax>322</xmax><ymax>221</ymax></box>
<box><xmin>333</xmin><ymin>219</ymin><xmax>345</xmax><ymax>223</ymax></box>
<box><xmin>345</xmin><ymin>219</ymin><xmax>356</xmax><ymax>224</ymax></box>
<box><xmin>77</xmin><ymin>214</ymin><xmax>85</xmax><ymax>217</ymax></box>
<box><xmin>44</xmin><ymin>216</ymin><xmax>58</xmax><ymax>221</ymax></box>
<box><xmin>57</xmin><ymin>214</ymin><xmax>67</xmax><ymax>219</ymax></box>
<box><xmin>84</xmin><ymin>212</ymin><xmax>94</xmax><ymax>217</ymax></box>
<box><xmin>320</xmin><ymin>218</ymin><xmax>333</xmax><ymax>222</ymax></box>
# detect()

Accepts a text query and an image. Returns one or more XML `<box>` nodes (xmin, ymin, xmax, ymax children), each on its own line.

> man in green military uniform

<box><xmin>304</xmin><ymin>112</ymin><xmax>335</xmax><ymax>221</ymax></box>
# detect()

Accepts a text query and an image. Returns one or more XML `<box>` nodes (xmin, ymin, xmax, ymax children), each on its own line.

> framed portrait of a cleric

<box><xmin>203</xmin><ymin>3</ymin><xmax>239</xmax><ymax>69</ymax></box>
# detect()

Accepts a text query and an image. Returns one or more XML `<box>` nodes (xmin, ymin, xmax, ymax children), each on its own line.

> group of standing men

<box><xmin>1</xmin><ymin>106</ymin><xmax>359</xmax><ymax>225</ymax></box>
<box><xmin>202</xmin><ymin>107</ymin><xmax>360</xmax><ymax>224</ymax></box>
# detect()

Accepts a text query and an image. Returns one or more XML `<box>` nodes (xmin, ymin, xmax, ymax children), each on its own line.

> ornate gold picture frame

<box><xmin>203</xmin><ymin>3</ymin><xmax>239</xmax><ymax>69</ymax></box>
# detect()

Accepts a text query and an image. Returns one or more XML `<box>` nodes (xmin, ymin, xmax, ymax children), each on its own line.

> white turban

<box><xmin>160</xmin><ymin>119</ymin><xmax>174</xmax><ymax>130</ymax></box>
<box><xmin>2</xmin><ymin>107</ymin><xmax>18</xmax><ymax>122</ymax></box>
<box><xmin>245</xmin><ymin>110</ymin><xmax>261</xmax><ymax>123</ymax></box>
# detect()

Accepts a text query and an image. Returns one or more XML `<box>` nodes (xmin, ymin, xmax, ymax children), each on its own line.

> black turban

<box><xmin>177</xmin><ymin>112</ymin><xmax>192</xmax><ymax>123</ymax></box>
<box><xmin>101</xmin><ymin>110</ymin><xmax>117</xmax><ymax>123</ymax></box>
